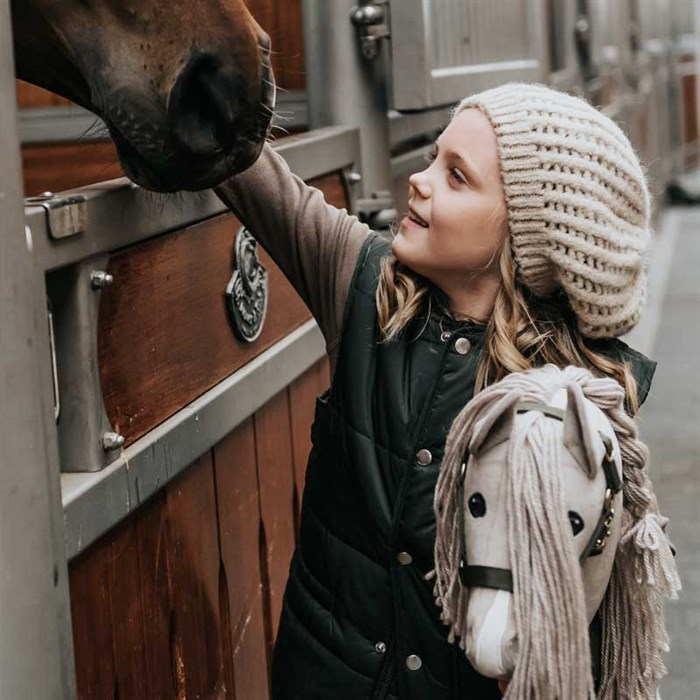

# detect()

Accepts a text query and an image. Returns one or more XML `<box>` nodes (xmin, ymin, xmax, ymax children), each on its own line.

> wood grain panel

<box><xmin>165</xmin><ymin>452</ymin><xmax>224</xmax><ymax>698</ymax></box>
<box><xmin>246</xmin><ymin>0</ymin><xmax>306</xmax><ymax>91</ymax></box>
<box><xmin>134</xmin><ymin>490</ymin><xmax>179</xmax><ymax>699</ymax></box>
<box><xmin>253</xmin><ymin>389</ymin><xmax>297</xmax><ymax>648</ymax></box>
<box><xmin>22</xmin><ymin>140</ymin><xmax>124</xmax><ymax>197</ymax></box>
<box><xmin>214</xmin><ymin>418</ymin><xmax>270</xmax><ymax>700</ymax></box>
<box><xmin>106</xmin><ymin>520</ymin><xmax>148</xmax><ymax>699</ymax></box>
<box><xmin>70</xmin><ymin>452</ymin><xmax>227</xmax><ymax>698</ymax></box>
<box><xmin>69</xmin><ymin>542</ymin><xmax>118</xmax><ymax>699</ymax></box>
<box><xmin>68</xmin><ymin>363</ymin><xmax>328</xmax><ymax>698</ymax></box>
<box><xmin>98</xmin><ymin>172</ymin><xmax>346</xmax><ymax>446</ymax></box>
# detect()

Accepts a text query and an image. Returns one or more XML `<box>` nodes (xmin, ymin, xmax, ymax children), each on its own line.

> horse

<box><xmin>431</xmin><ymin>365</ymin><xmax>680</xmax><ymax>699</ymax></box>
<box><xmin>11</xmin><ymin>0</ymin><xmax>275</xmax><ymax>192</ymax></box>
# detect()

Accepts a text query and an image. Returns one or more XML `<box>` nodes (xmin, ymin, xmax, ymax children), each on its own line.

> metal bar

<box><xmin>26</xmin><ymin>125</ymin><xmax>360</xmax><ymax>273</ymax></box>
<box><xmin>388</xmin><ymin>107</ymin><xmax>452</xmax><ymax>147</ymax></box>
<box><xmin>62</xmin><ymin>318</ymin><xmax>325</xmax><ymax>560</ymax></box>
<box><xmin>431</xmin><ymin>58</ymin><xmax>541</xmax><ymax>79</ymax></box>
<box><xmin>48</xmin><ymin>257</ymin><xmax>122</xmax><ymax>472</ymax></box>
<box><xmin>0</xmin><ymin>1</ymin><xmax>77</xmax><ymax>696</ymax></box>
<box><xmin>390</xmin><ymin>0</ymin><xmax>431</xmax><ymax>110</ymax></box>
<box><xmin>302</xmin><ymin>0</ymin><xmax>394</xmax><ymax>207</ymax></box>
<box><xmin>19</xmin><ymin>106</ymin><xmax>105</xmax><ymax>144</ymax></box>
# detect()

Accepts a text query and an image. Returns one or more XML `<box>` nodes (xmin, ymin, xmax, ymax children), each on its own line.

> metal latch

<box><xmin>350</xmin><ymin>1</ymin><xmax>390</xmax><ymax>60</ymax></box>
<box><xmin>25</xmin><ymin>191</ymin><xmax>87</xmax><ymax>240</ymax></box>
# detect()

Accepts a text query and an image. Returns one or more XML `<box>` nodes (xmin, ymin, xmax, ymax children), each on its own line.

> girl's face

<box><xmin>392</xmin><ymin>108</ymin><xmax>507</xmax><ymax>292</ymax></box>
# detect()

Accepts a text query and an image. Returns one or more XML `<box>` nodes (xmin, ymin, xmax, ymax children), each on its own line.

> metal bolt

<box><xmin>347</xmin><ymin>171</ymin><xmax>362</xmax><ymax>184</ymax></box>
<box><xmin>102</xmin><ymin>431</ymin><xmax>125</xmax><ymax>451</ymax></box>
<box><xmin>25</xmin><ymin>191</ymin><xmax>55</xmax><ymax>204</ymax></box>
<box><xmin>350</xmin><ymin>4</ymin><xmax>385</xmax><ymax>28</ymax></box>
<box><xmin>375</xmin><ymin>641</ymin><xmax>386</xmax><ymax>654</ymax></box>
<box><xmin>91</xmin><ymin>271</ymin><xmax>114</xmax><ymax>289</ymax></box>
<box><xmin>575</xmin><ymin>16</ymin><xmax>590</xmax><ymax>38</ymax></box>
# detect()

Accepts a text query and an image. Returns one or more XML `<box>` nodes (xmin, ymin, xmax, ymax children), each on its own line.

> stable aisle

<box><xmin>636</xmin><ymin>206</ymin><xmax>700</xmax><ymax>698</ymax></box>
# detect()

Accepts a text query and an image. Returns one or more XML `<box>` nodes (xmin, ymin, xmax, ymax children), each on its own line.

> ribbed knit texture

<box><xmin>457</xmin><ymin>83</ymin><xmax>651</xmax><ymax>339</ymax></box>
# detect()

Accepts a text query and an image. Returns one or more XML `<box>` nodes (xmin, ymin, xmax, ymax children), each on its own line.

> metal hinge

<box><xmin>350</xmin><ymin>1</ymin><xmax>391</xmax><ymax>60</ymax></box>
<box><xmin>25</xmin><ymin>191</ymin><xmax>87</xmax><ymax>240</ymax></box>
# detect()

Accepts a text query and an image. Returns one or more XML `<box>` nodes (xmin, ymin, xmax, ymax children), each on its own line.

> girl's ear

<box><xmin>468</xmin><ymin>391</ymin><xmax>520</xmax><ymax>456</ymax></box>
<box><xmin>563</xmin><ymin>383</ymin><xmax>599</xmax><ymax>478</ymax></box>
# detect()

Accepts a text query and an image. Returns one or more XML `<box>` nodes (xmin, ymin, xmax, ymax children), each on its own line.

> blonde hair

<box><xmin>376</xmin><ymin>239</ymin><xmax>641</xmax><ymax>415</ymax></box>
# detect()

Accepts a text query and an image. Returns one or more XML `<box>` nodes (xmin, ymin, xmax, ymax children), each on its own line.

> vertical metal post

<box><xmin>0</xmin><ymin>1</ymin><xmax>77</xmax><ymax>697</ymax></box>
<box><xmin>302</xmin><ymin>0</ymin><xmax>396</xmax><ymax>226</ymax></box>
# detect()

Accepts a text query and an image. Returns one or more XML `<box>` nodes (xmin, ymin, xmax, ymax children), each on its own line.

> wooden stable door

<box><xmin>69</xmin><ymin>357</ymin><xmax>329</xmax><ymax>700</ymax></box>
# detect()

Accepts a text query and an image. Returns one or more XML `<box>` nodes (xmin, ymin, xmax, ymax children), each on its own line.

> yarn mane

<box><xmin>431</xmin><ymin>365</ymin><xmax>680</xmax><ymax>699</ymax></box>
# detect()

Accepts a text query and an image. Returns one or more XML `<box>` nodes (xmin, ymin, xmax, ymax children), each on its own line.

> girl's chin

<box><xmin>390</xmin><ymin>232</ymin><xmax>410</xmax><ymax>262</ymax></box>
<box><xmin>390</xmin><ymin>238</ymin><xmax>430</xmax><ymax>279</ymax></box>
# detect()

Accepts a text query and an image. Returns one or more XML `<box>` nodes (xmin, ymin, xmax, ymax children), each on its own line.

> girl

<box><xmin>215</xmin><ymin>83</ymin><xmax>657</xmax><ymax>699</ymax></box>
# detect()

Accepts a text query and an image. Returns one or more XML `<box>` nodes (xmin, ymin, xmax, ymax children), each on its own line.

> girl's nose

<box><xmin>408</xmin><ymin>169</ymin><xmax>431</xmax><ymax>199</ymax></box>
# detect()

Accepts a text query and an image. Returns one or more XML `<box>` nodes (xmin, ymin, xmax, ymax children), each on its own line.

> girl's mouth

<box><xmin>405</xmin><ymin>208</ymin><xmax>429</xmax><ymax>228</ymax></box>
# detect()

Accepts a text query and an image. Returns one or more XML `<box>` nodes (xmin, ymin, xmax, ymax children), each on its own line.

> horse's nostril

<box><xmin>168</xmin><ymin>50</ymin><xmax>246</xmax><ymax>157</ymax></box>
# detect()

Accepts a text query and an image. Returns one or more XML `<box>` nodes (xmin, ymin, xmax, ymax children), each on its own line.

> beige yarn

<box><xmin>456</xmin><ymin>83</ymin><xmax>651</xmax><ymax>339</ymax></box>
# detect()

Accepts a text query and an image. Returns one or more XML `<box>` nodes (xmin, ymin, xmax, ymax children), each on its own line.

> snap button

<box><xmin>416</xmin><ymin>448</ymin><xmax>432</xmax><ymax>466</ymax></box>
<box><xmin>454</xmin><ymin>337</ymin><xmax>471</xmax><ymax>355</ymax></box>
<box><xmin>406</xmin><ymin>654</ymin><xmax>423</xmax><ymax>671</ymax></box>
<box><xmin>440</xmin><ymin>330</ymin><xmax>452</xmax><ymax>342</ymax></box>
<box><xmin>375</xmin><ymin>641</ymin><xmax>386</xmax><ymax>654</ymax></box>
<box><xmin>397</xmin><ymin>551</ymin><xmax>413</xmax><ymax>565</ymax></box>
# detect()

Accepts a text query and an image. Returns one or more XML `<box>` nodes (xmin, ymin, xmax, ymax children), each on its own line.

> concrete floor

<box><xmin>633</xmin><ymin>206</ymin><xmax>700</xmax><ymax>698</ymax></box>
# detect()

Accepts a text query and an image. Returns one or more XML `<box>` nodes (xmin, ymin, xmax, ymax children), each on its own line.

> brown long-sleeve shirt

<box><xmin>215</xmin><ymin>144</ymin><xmax>371</xmax><ymax>374</ymax></box>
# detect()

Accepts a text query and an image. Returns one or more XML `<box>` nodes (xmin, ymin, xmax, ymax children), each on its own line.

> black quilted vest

<box><xmin>271</xmin><ymin>233</ymin><xmax>656</xmax><ymax>700</ymax></box>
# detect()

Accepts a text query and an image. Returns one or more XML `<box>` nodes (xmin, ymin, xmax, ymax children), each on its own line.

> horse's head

<box><xmin>460</xmin><ymin>377</ymin><xmax>623</xmax><ymax>684</ymax></box>
<box><xmin>431</xmin><ymin>366</ymin><xmax>638</xmax><ymax>698</ymax></box>
<box><xmin>12</xmin><ymin>0</ymin><xmax>274</xmax><ymax>191</ymax></box>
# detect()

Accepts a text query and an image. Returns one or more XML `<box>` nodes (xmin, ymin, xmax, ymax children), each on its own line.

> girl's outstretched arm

<box><xmin>215</xmin><ymin>143</ymin><xmax>370</xmax><ymax>360</ymax></box>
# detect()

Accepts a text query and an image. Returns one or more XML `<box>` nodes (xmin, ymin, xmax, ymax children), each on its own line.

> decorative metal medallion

<box><xmin>225</xmin><ymin>227</ymin><xmax>268</xmax><ymax>342</ymax></box>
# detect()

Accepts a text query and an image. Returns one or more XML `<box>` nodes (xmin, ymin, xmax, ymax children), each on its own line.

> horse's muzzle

<box><xmin>107</xmin><ymin>45</ymin><xmax>274</xmax><ymax>192</ymax></box>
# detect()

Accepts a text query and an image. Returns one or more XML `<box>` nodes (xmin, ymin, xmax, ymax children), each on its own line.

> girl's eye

<box><xmin>448</xmin><ymin>169</ymin><xmax>466</xmax><ymax>185</ymax></box>
<box><xmin>468</xmin><ymin>493</ymin><xmax>487</xmax><ymax>518</ymax></box>
<box><xmin>423</xmin><ymin>148</ymin><xmax>467</xmax><ymax>185</ymax></box>
<box><xmin>568</xmin><ymin>510</ymin><xmax>585</xmax><ymax>536</ymax></box>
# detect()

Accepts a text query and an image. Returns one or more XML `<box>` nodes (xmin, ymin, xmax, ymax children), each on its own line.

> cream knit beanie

<box><xmin>456</xmin><ymin>83</ymin><xmax>651</xmax><ymax>339</ymax></box>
